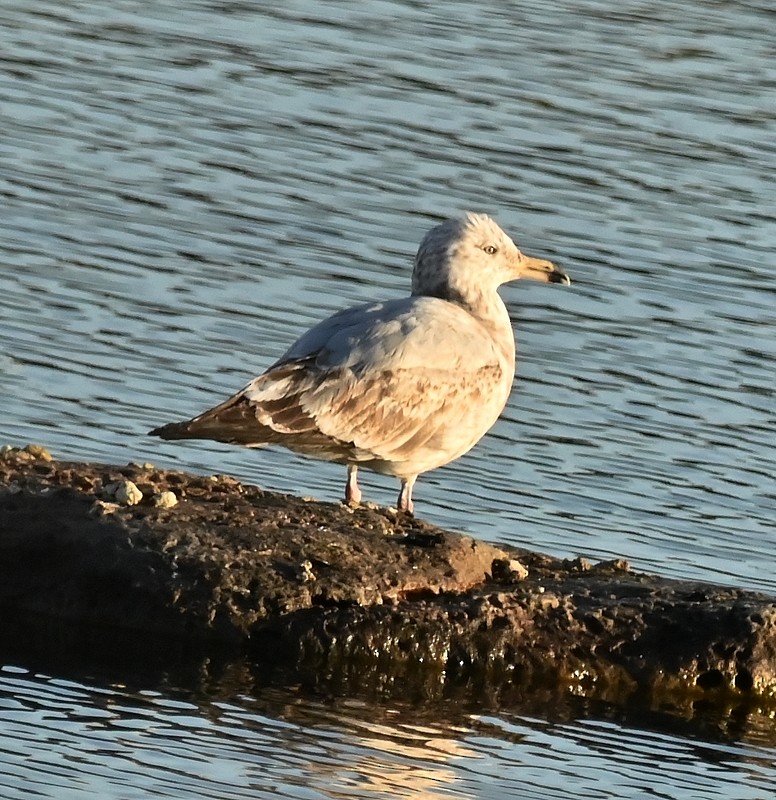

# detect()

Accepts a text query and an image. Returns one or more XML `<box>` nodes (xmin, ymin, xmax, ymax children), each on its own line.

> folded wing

<box><xmin>150</xmin><ymin>297</ymin><xmax>511</xmax><ymax>474</ymax></box>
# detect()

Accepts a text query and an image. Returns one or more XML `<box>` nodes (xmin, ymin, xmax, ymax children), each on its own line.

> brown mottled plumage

<box><xmin>150</xmin><ymin>213</ymin><xmax>570</xmax><ymax>513</ymax></box>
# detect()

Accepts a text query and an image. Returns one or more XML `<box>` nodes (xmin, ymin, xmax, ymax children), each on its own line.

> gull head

<box><xmin>411</xmin><ymin>213</ymin><xmax>569</xmax><ymax>306</ymax></box>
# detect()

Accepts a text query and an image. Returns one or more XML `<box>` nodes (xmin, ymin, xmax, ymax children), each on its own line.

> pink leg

<box><xmin>397</xmin><ymin>476</ymin><xmax>416</xmax><ymax>514</ymax></box>
<box><xmin>345</xmin><ymin>464</ymin><xmax>362</xmax><ymax>506</ymax></box>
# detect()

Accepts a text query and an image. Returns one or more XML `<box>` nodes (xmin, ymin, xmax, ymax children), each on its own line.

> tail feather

<box><xmin>148</xmin><ymin>394</ymin><xmax>271</xmax><ymax>446</ymax></box>
<box><xmin>147</xmin><ymin>361</ymin><xmax>361</xmax><ymax>461</ymax></box>
<box><xmin>148</xmin><ymin>420</ymin><xmax>198</xmax><ymax>440</ymax></box>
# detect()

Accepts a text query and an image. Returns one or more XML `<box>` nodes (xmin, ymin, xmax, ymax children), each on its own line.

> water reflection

<box><xmin>2</xmin><ymin>657</ymin><xmax>775</xmax><ymax>800</ymax></box>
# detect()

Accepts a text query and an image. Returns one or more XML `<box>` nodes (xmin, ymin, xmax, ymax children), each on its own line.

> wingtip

<box><xmin>148</xmin><ymin>422</ymin><xmax>182</xmax><ymax>439</ymax></box>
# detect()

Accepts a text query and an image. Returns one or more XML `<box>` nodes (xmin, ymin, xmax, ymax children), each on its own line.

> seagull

<box><xmin>149</xmin><ymin>213</ymin><xmax>570</xmax><ymax>514</ymax></box>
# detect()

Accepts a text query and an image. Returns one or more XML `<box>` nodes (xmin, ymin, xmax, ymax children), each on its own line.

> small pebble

<box><xmin>300</xmin><ymin>560</ymin><xmax>316</xmax><ymax>583</ymax></box>
<box><xmin>104</xmin><ymin>480</ymin><xmax>143</xmax><ymax>506</ymax></box>
<box><xmin>491</xmin><ymin>557</ymin><xmax>529</xmax><ymax>582</ymax></box>
<box><xmin>90</xmin><ymin>500</ymin><xmax>121</xmax><ymax>517</ymax></box>
<box><xmin>23</xmin><ymin>444</ymin><xmax>53</xmax><ymax>461</ymax></box>
<box><xmin>116</xmin><ymin>480</ymin><xmax>143</xmax><ymax>505</ymax></box>
<box><xmin>153</xmin><ymin>490</ymin><xmax>178</xmax><ymax>509</ymax></box>
<box><xmin>128</xmin><ymin>462</ymin><xmax>155</xmax><ymax>471</ymax></box>
<box><xmin>507</xmin><ymin>559</ymin><xmax>529</xmax><ymax>580</ymax></box>
<box><xmin>596</xmin><ymin>558</ymin><xmax>631</xmax><ymax>573</ymax></box>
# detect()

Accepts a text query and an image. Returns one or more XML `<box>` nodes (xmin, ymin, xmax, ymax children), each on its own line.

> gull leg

<box><xmin>345</xmin><ymin>464</ymin><xmax>362</xmax><ymax>506</ymax></box>
<box><xmin>397</xmin><ymin>476</ymin><xmax>416</xmax><ymax>515</ymax></box>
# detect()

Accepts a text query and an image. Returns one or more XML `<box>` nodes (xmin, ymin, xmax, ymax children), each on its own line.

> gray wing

<box><xmin>152</xmin><ymin>297</ymin><xmax>511</xmax><ymax>471</ymax></box>
<box><xmin>278</xmin><ymin>297</ymin><xmax>480</xmax><ymax>371</ymax></box>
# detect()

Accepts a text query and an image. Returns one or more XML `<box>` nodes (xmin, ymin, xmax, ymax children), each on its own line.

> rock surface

<box><xmin>2</xmin><ymin>446</ymin><xmax>776</xmax><ymax>709</ymax></box>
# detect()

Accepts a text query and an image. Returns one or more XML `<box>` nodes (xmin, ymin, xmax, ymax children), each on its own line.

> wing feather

<box><xmin>151</xmin><ymin>296</ymin><xmax>514</xmax><ymax>475</ymax></box>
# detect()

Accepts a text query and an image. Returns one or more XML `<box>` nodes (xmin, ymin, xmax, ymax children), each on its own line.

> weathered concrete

<box><xmin>2</xmin><ymin>445</ymin><xmax>776</xmax><ymax>709</ymax></box>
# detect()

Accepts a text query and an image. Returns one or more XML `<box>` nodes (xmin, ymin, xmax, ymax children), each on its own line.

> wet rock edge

<box><xmin>1</xmin><ymin>447</ymin><xmax>775</xmax><ymax>708</ymax></box>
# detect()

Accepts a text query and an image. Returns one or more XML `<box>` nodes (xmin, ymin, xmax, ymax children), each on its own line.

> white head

<box><xmin>411</xmin><ymin>213</ymin><xmax>569</xmax><ymax>313</ymax></box>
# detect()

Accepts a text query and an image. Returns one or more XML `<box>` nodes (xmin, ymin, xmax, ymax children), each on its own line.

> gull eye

<box><xmin>482</xmin><ymin>245</ymin><xmax>498</xmax><ymax>255</ymax></box>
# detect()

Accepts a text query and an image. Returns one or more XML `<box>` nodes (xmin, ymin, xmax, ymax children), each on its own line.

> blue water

<box><xmin>2</xmin><ymin>0</ymin><xmax>776</xmax><ymax>797</ymax></box>
<box><xmin>1</xmin><ymin>663</ymin><xmax>775</xmax><ymax>800</ymax></box>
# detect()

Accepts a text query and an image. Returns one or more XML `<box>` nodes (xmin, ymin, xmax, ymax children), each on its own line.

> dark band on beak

<box><xmin>548</xmin><ymin>270</ymin><xmax>571</xmax><ymax>285</ymax></box>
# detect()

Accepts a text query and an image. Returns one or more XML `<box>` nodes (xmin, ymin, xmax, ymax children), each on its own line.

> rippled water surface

<box><xmin>2</xmin><ymin>661</ymin><xmax>776</xmax><ymax>800</ymax></box>
<box><xmin>2</xmin><ymin>0</ymin><xmax>776</xmax><ymax>797</ymax></box>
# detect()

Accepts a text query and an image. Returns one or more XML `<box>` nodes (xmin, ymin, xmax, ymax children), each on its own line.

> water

<box><xmin>1</xmin><ymin>0</ymin><xmax>775</xmax><ymax>796</ymax></box>
<box><xmin>2</xmin><ymin>661</ymin><xmax>776</xmax><ymax>800</ymax></box>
